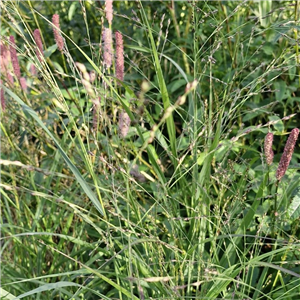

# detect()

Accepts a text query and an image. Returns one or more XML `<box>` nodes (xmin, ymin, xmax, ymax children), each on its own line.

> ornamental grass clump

<box><xmin>264</xmin><ymin>132</ymin><xmax>274</xmax><ymax>166</ymax></box>
<box><xmin>276</xmin><ymin>128</ymin><xmax>299</xmax><ymax>181</ymax></box>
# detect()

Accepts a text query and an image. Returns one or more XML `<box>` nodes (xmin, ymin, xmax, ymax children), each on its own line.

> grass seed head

<box><xmin>276</xmin><ymin>128</ymin><xmax>299</xmax><ymax>181</ymax></box>
<box><xmin>105</xmin><ymin>0</ymin><xmax>113</xmax><ymax>25</ymax></box>
<box><xmin>33</xmin><ymin>29</ymin><xmax>44</xmax><ymax>62</ymax></box>
<box><xmin>52</xmin><ymin>14</ymin><xmax>64</xmax><ymax>52</ymax></box>
<box><xmin>115</xmin><ymin>31</ymin><xmax>124</xmax><ymax>83</ymax></box>
<box><xmin>0</xmin><ymin>80</ymin><xmax>5</xmax><ymax>111</ymax></box>
<box><xmin>103</xmin><ymin>27</ymin><xmax>113</xmax><ymax>68</ymax></box>
<box><xmin>9</xmin><ymin>35</ymin><xmax>21</xmax><ymax>80</ymax></box>
<box><xmin>264</xmin><ymin>132</ymin><xmax>274</xmax><ymax>166</ymax></box>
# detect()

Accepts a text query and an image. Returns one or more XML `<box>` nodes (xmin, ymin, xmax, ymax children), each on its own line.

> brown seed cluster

<box><xmin>276</xmin><ymin>128</ymin><xmax>299</xmax><ymax>181</ymax></box>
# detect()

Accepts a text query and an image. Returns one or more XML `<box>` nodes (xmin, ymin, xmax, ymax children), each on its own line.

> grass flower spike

<box><xmin>115</xmin><ymin>31</ymin><xmax>124</xmax><ymax>83</ymax></box>
<box><xmin>0</xmin><ymin>80</ymin><xmax>5</xmax><ymax>111</ymax></box>
<box><xmin>103</xmin><ymin>27</ymin><xmax>113</xmax><ymax>68</ymax></box>
<box><xmin>0</xmin><ymin>41</ymin><xmax>11</xmax><ymax>73</ymax></box>
<box><xmin>33</xmin><ymin>29</ymin><xmax>44</xmax><ymax>62</ymax></box>
<box><xmin>276</xmin><ymin>128</ymin><xmax>299</xmax><ymax>181</ymax></box>
<box><xmin>264</xmin><ymin>132</ymin><xmax>274</xmax><ymax>166</ymax></box>
<box><xmin>9</xmin><ymin>35</ymin><xmax>21</xmax><ymax>80</ymax></box>
<box><xmin>52</xmin><ymin>14</ymin><xmax>64</xmax><ymax>51</ymax></box>
<box><xmin>105</xmin><ymin>0</ymin><xmax>113</xmax><ymax>25</ymax></box>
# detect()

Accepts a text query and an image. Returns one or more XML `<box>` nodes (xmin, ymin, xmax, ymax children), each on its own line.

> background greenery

<box><xmin>1</xmin><ymin>0</ymin><xmax>300</xmax><ymax>299</ymax></box>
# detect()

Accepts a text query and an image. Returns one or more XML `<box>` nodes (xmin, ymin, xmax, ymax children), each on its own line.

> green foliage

<box><xmin>1</xmin><ymin>0</ymin><xmax>300</xmax><ymax>299</ymax></box>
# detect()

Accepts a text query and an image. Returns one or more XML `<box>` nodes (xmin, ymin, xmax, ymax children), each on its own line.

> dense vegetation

<box><xmin>1</xmin><ymin>1</ymin><xmax>300</xmax><ymax>299</ymax></box>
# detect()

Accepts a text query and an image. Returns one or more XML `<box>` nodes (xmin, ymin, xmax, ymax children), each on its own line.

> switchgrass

<box><xmin>1</xmin><ymin>1</ymin><xmax>300</xmax><ymax>299</ymax></box>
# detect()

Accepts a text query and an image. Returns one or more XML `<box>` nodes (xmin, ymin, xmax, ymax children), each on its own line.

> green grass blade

<box><xmin>2</xmin><ymin>86</ymin><xmax>105</xmax><ymax>217</ymax></box>
<box><xmin>138</xmin><ymin>1</ymin><xmax>177</xmax><ymax>161</ymax></box>
<box><xmin>0</xmin><ymin>288</ymin><xmax>16</xmax><ymax>300</ymax></box>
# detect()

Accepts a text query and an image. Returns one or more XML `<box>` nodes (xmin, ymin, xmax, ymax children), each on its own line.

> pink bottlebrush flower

<box><xmin>0</xmin><ymin>80</ymin><xmax>5</xmax><ymax>111</ymax></box>
<box><xmin>115</xmin><ymin>31</ymin><xmax>124</xmax><ymax>83</ymax></box>
<box><xmin>20</xmin><ymin>77</ymin><xmax>27</xmax><ymax>92</ymax></box>
<box><xmin>33</xmin><ymin>29</ymin><xmax>44</xmax><ymax>62</ymax></box>
<box><xmin>264</xmin><ymin>132</ymin><xmax>274</xmax><ymax>166</ymax></box>
<box><xmin>0</xmin><ymin>41</ymin><xmax>11</xmax><ymax>71</ymax></box>
<box><xmin>118</xmin><ymin>110</ymin><xmax>131</xmax><ymax>138</ymax></box>
<box><xmin>276</xmin><ymin>128</ymin><xmax>299</xmax><ymax>181</ymax></box>
<box><xmin>103</xmin><ymin>27</ymin><xmax>113</xmax><ymax>68</ymax></box>
<box><xmin>105</xmin><ymin>0</ymin><xmax>113</xmax><ymax>25</ymax></box>
<box><xmin>52</xmin><ymin>14</ymin><xmax>64</xmax><ymax>51</ymax></box>
<box><xmin>9</xmin><ymin>36</ymin><xmax>21</xmax><ymax>80</ymax></box>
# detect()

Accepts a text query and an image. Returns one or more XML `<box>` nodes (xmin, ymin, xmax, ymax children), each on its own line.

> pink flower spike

<box><xmin>0</xmin><ymin>80</ymin><xmax>5</xmax><ymax>111</ymax></box>
<box><xmin>115</xmin><ymin>31</ymin><xmax>124</xmax><ymax>83</ymax></box>
<box><xmin>105</xmin><ymin>0</ymin><xmax>113</xmax><ymax>25</ymax></box>
<box><xmin>0</xmin><ymin>41</ymin><xmax>11</xmax><ymax>71</ymax></box>
<box><xmin>264</xmin><ymin>132</ymin><xmax>274</xmax><ymax>166</ymax></box>
<box><xmin>103</xmin><ymin>27</ymin><xmax>112</xmax><ymax>69</ymax></box>
<box><xmin>9</xmin><ymin>36</ymin><xmax>21</xmax><ymax>80</ymax></box>
<box><xmin>276</xmin><ymin>128</ymin><xmax>299</xmax><ymax>181</ymax></box>
<box><xmin>52</xmin><ymin>14</ymin><xmax>64</xmax><ymax>51</ymax></box>
<box><xmin>33</xmin><ymin>29</ymin><xmax>44</xmax><ymax>62</ymax></box>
